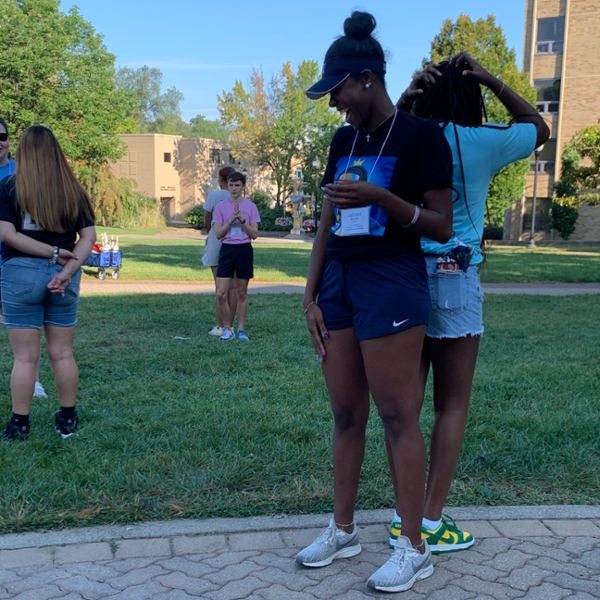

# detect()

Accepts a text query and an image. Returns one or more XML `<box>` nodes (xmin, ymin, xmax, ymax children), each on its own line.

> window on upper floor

<box><xmin>536</xmin><ymin>17</ymin><xmax>565</xmax><ymax>54</ymax></box>
<box><xmin>529</xmin><ymin>140</ymin><xmax>557</xmax><ymax>175</ymax></box>
<box><xmin>534</xmin><ymin>78</ymin><xmax>561</xmax><ymax>114</ymax></box>
<box><xmin>164</xmin><ymin>152</ymin><xmax>171</xmax><ymax>163</ymax></box>
<box><xmin>210</xmin><ymin>149</ymin><xmax>222</xmax><ymax>164</ymax></box>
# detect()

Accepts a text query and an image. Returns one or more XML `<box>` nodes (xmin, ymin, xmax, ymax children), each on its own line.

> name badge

<box><xmin>230</xmin><ymin>226</ymin><xmax>243</xmax><ymax>237</ymax></box>
<box><xmin>339</xmin><ymin>207</ymin><xmax>370</xmax><ymax>236</ymax></box>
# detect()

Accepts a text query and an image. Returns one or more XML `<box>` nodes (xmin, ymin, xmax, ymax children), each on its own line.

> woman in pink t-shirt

<box><xmin>213</xmin><ymin>171</ymin><xmax>261</xmax><ymax>341</ymax></box>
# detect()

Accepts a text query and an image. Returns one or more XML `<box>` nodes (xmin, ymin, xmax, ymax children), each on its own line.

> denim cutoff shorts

<box><xmin>425</xmin><ymin>256</ymin><xmax>484</xmax><ymax>339</ymax></box>
<box><xmin>1</xmin><ymin>257</ymin><xmax>82</xmax><ymax>329</ymax></box>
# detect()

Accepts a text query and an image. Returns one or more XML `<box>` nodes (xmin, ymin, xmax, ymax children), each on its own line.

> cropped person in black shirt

<box><xmin>295</xmin><ymin>11</ymin><xmax>453</xmax><ymax>594</ymax></box>
<box><xmin>0</xmin><ymin>126</ymin><xmax>96</xmax><ymax>440</ymax></box>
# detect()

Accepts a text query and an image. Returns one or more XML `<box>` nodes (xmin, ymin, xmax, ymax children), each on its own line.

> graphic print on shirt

<box><xmin>330</xmin><ymin>155</ymin><xmax>396</xmax><ymax>237</ymax></box>
<box><xmin>22</xmin><ymin>213</ymin><xmax>44</xmax><ymax>232</ymax></box>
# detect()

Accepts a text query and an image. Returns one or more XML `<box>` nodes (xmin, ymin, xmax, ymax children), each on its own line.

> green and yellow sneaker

<box><xmin>389</xmin><ymin>514</ymin><xmax>474</xmax><ymax>553</ymax></box>
<box><xmin>389</xmin><ymin>519</ymin><xmax>402</xmax><ymax>548</ymax></box>
<box><xmin>422</xmin><ymin>514</ymin><xmax>474</xmax><ymax>554</ymax></box>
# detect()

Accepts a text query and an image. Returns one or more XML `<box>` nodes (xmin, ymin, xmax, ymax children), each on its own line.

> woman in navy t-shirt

<box><xmin>296</xmin><ymin>11</ymin><xmax>453</xmax><ymax>593</ymax></box>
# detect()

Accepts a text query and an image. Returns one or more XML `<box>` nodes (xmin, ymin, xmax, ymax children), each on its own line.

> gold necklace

<box><xmin>364</xmin><ymin>109</ymin><xmax>397</xmax><ymax>142</ymax></box>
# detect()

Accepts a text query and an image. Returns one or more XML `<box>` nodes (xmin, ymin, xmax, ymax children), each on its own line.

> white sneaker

<box><xmin>33</xmin><ymin>382</ymin><xmax>48</xmax><ymax>398</ymax></box>
<box><xmin>208</xmin><ymin>326</ymin><xmax>224</xmax><ymax>336</ymax></box>
<box><xmin>219</xmin><ymin>329</ymin><xmax>235</xmax><ymax>341</ymax></box>
<box><xmin>295</xmin><ymin>519</ymin><xmax>361</xmax><ymax>568</ymax></box>
<box><xmin>367</xmin><ymin>536</ymin><xmax>433</xmax><ymax>593</ymax></box>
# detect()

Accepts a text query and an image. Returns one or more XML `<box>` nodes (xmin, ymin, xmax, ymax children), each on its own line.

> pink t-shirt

<box><xmin>213</xmin><ymin>197</ymin><xmax>261</xmax><ymax>245</ymax></box>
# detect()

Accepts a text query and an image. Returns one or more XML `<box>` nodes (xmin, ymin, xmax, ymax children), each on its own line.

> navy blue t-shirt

<box><xmin>323</xmin><ymin>110</ymin><xmax>453</xmax><ymax>261</ymax></box>
<box><xmin>0</xmin><ymin>175</ymin><xmax>95</xmax><ymax>263</ymax></box>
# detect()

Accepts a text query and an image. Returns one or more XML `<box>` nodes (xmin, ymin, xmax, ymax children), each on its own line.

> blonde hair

<box><xmin>15</xmin><ymin>125</ymin><xmax>94</xmax><ymax>233</ymax></box>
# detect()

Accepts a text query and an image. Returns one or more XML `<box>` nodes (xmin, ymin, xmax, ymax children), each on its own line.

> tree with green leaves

<box><xmin>187</xmin><ymin>115</ymin><xmax>231</xmax><ymax>140</ymax></box>
<box><xmin>115</xmin><ymin>65</ymin><xmax>184</xmax><ymax>133</ymax></box>
<box><xmin>0</xmin><ymin>0</ymin><xmax>131</xmax><ymax>165</ymax></box>
<box><xmin>552</xmin><ymin>124</ymin><xmax>600</xmax><ymax>239</ymax></box>
<box><xmin>218</xmin><ymin>61</ymin><xmax>341</xmax><ymax>206</ymax></box>
<box><xmin>424</xmin><ymin>14</ymin><xmax>537</xmax><ymax>226</ymax></box>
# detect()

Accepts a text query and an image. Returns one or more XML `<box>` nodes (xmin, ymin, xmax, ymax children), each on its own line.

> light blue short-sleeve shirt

<box><xmin>421</xmin><ymin>122</ymin><xmax>537</xmax><ymax>264</ymax></box>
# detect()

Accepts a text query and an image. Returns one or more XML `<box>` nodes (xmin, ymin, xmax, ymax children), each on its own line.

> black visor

<box><xmin>305</xmin><ymin>58</ymin><xmax>386</xmax><ymax>100</ymax></box>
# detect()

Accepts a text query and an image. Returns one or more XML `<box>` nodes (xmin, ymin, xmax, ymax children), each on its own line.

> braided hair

<box><xmin>414</xmin><ymin>60</ymin><xmax>486</xmax><ymax>127</ymax></box>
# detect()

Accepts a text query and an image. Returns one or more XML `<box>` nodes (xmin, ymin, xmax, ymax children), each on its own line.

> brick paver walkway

<box><xmin>0</xmin><ymin>506</ymin><xmax>598</xmax><ymax>598</ymax></box>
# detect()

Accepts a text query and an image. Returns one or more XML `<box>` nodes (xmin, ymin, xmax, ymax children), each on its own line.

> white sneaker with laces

<box><xmin>295</xmin><ymin>518</ymin><xmax>361</xmax><ymax>568</ymax></box>
<box><xmin>33</xmin><ymin>382</ymin><xmax>48</xmax><ymax>398</ymax></box>
<box><xmin>220</xmin><ymin>329</ymin><xmax>235</xmax><ymax>341</ymax></box>
<box><xmin>367</xmin><ymin>536</ymin><xmax>433</xmax><ymax>593</ymax></box>
<box><xmin>208</xmin><ymin>326</ymin><xmax>224</xmax><ymax>336</ymax></box>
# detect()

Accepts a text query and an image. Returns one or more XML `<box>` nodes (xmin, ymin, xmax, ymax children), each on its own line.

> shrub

<box><xmin>186</xmin><ymin>205</ymin><xmax>205</xmax><ymax>229</ymax></box>
<box><xmin>483</xmin><ymin>224</ymin><xmax>503</xmax><ymax>240</ymax></box>
<box><xmin>551</xmin><ymin>202</ymin><xmax>579</xmax><ymax>240</ymax></box>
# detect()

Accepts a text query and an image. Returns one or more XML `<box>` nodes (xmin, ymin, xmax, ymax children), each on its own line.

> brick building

<box><xmin>110</xmin><ymin>135</ymin><xmax>273</xmax><ymax>224</ymax></box>
<box><xmin>504</xmin><ymin>0</ymin><xmax>600</xmax><ymax>242</ymax></box>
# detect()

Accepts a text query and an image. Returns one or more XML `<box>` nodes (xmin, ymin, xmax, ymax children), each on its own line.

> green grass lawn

<box><xmin>83</xmin><ymin>235</ymin><xmax>600</xmax><ymax>283</ymax></box>
<box><xmin>480</xmin><ymin>246</ymin><xmax>600</xmax><ymax>283</ymax></box>
<box><xmin>85</xmin><ymin>240</ymin><xmax>311</xmax><ymax>282</ymax></box>
<box><xmin>0</xmin><ymin>294</ymin><xmax>598</xmax><ymax>533</ymax></box>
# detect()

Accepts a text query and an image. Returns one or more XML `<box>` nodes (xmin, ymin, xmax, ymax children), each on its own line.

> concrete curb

<box><xmin>2</xmin><ymin>505</ymin><xmax>599</xmax><ymax>551</ymax></box>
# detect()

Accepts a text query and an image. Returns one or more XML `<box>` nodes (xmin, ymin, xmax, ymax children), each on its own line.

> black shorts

<box><xmin>318</xmin><ymin>254</ymin><xmax>430</xmax><ymax>341</ymax></box>
<box><xmin>217</xmin><ymin>243</ymin><xmax>254</xmax><ymax>280</ymax></box>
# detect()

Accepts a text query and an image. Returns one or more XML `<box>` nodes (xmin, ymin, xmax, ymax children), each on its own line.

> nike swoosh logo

<box><xmin>393</xmin><ymin>319</ymin><xmax>409</xmax><ymax>327</ymax></box>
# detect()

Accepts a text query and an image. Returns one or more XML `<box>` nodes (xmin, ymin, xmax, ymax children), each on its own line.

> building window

<box><xmin>534</xmin><ymin>79</ymin><xmax>560</xmax><ymax>114</ymax></box>
<box><xmin>523</xmin><ymin>198</ymin><xmax>552</xmax><ymax>233</ymax></box>
<box><xmin>523</xmin><ymin>197</ymin><xmax>552</xmax><ymax>232</ymax></box>
<box><xmin>536</xmin><ymin>17</ymin><xmax>565</xmax><ymax>54</ymax></box>
<box><xmin>528</xmin><ymin>140</ymin><xmax>557</xmax><ymax>175</ymax></box>
<box><xmin>228</xmin><ymin>152</ymin><xmax>240</xmax><ymax>165</ymax></box>
<box><xmin>164</xmin><ymin>153</ymin><xmax>171</xmax><ymax>163</ymax></box>
<box><xmin>210</xmin><ymin>148</ymin><xmax>222</xmax><ymax>164</ymax></box>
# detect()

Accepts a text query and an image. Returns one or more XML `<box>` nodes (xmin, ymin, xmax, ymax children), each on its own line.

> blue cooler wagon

<box><xmin>84</xmin><ymin>250</ymin><xmax>122</xmax><ymax>280</ymax></box>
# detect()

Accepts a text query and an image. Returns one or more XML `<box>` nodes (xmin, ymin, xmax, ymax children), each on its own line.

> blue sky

<box><xmin>61</xmin><ymin>0</ymin><xmax>527</xmax><ymax>122</ymax></box>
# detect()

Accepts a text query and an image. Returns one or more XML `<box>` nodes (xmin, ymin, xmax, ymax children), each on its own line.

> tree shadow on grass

<box><xmin>120</xmin><ymin>244</ymin><xmax>311</xmax><ymax>279</ymax></box>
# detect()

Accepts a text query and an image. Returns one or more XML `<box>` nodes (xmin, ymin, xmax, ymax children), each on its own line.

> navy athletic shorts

<box><xmin>217</xmin><ymin>243</ymin><xmax>254</xmax><ymax>280</ymax></box>
<box><xmin>318</xmin><ymin>254</ymin><xmax>430</xmax><ymax>341</ymax></box>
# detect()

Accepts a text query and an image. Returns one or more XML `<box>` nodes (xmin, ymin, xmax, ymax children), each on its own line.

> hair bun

<box><xmin>343</xmin><ymin>11</ymin><xmax>376</xmax><ymax>40</ymax></box>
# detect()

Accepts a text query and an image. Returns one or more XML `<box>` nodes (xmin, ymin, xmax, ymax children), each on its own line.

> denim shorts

<box><xmin>318</xmin><ymin>254</ymin><xmax>430</xmax><ymax>341</ymax></box>
<box><xmin>425</xmin><ymin>256</ymin><xmax>484</xmax><ymax>339</ymax></box>
<box><xmin>1</xmin><ymin>257</ymin><xmax>82</xmax><ymax>329</ymax></box>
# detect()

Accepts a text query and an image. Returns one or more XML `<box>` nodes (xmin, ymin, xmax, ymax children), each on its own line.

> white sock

<box><xmin>422</xmin><ymin>517</ymin><xmax>441</xmax><ymax>531</ymax></box>
<box><xmin>393</xmin><ymin>512</ymin><xmax>401</xmax><ymax>523</ymax></box>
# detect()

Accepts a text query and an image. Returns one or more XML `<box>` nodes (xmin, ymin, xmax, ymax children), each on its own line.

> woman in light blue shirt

<box><xmin>386</xmin><ymin>53</ymin><xmax>550</xmax><ymax>553</ymax></box>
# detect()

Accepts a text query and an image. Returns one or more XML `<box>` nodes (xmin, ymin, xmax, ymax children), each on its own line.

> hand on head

<box><xmin>450</xmin><ymin>52</ymin><xmax>491</xmax><ymax>85</ymax></box>
<box><xmin>397</xmin><ymin>64</ymin><xmax>442</xmax><ymax>108</ymax></box>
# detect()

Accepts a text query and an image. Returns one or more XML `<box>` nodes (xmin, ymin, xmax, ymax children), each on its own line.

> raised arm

<box><xmin>451</xmin><ymin>52</ymin><xmax>550</xmax><ymax>148</ymax></box>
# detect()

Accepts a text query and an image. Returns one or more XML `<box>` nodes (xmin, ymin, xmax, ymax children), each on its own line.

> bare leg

<box><xmin>45</xmin><ymin>326</ymin><xmax>78</xmax><ymax>408</ymax></box>
<box><xmin>423</xmin><ymin>335</ymin><xmax>480</xmax><ymax>520</ymax></box>
<box><xmin>7</xmin><ymin>329</ymin><xmax>41</xmax><ymax>415</ymax></box>
<box><xmin>228</xmin><ymin>276</ymin><xmax>238</xmax><ymax>327</ymax></box>
<box><xmin>320</xmin><ymin>328</ymin><xmax>370</xmax><ymax>532</ymax></box>
<box><xmin>386</xmin><ymin>338</ymin><xmax>431</xmax><ymax>510</ymax></box>
<box><xmin>361</xmin><ymin>326</ymin><xmax>428</xmax><ymax>549</ymax></box>
<box><xmin>211</xmin><ymin>266</ymin><xmax>223</xmax><ymax>328</ymax></box>
<box><xmin>216</xmin><ymin>277</ymin><xmax>233</xmax><ymax>329</ymax></box>
<box><xmin>235</xmin><ymin>279</ymin><xmax>249</xmax><ymax>331</ymax></box>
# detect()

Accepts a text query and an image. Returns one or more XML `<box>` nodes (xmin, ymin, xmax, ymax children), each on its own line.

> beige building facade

<box><xmin>505</xmin><ymin>0</ymin><xmax>600</xmax><ymax>242</ymax></box>
<box><xmin>110</xmin><ymin>135</ymin><xmax>272</xmax><ymax>223</ymax></box>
